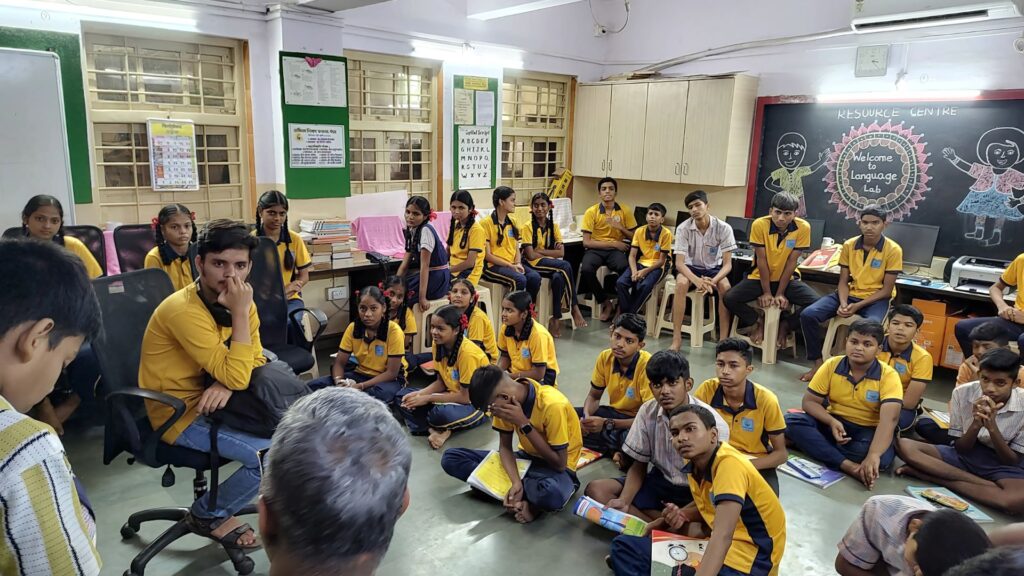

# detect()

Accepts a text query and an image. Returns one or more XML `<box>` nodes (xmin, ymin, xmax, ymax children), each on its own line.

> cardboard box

<box><xmin>914</xmin><ymin>315</ymin><xmax>945</xmax><ymax>366</ymax></box>
<box><xmin>940</xmin><ymin>315</ymin><xmax>966</xmax><ymax>369</ymax></box>
<box><xmin>912</xmin><ymin>298</ymin><xmax>948</xmax><ymax>317</ymax></box>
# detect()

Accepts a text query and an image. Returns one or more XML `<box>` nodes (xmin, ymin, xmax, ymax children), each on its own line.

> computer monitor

<box><xmin>806</xmin><ymin>218</ymin><xmax>825</xmax><ymax>251</ymax></box>
<box><xmin>884</xmin><ymin>222</ymin><xmax>940</xmax><ymax>268</ymax></box>
<box><xmin>675</xmin><ymin>210</ymin><xmax>689</xmax><ymax>227</ymax></box>
<box><xmin>725</xmin><ymin>216</ymin><xmax>752</xmax><ymax>244</ymax></box>
<box><xmin>634</xmin><ymin>205</ymin><xmax>648</xmax><ymax>226</ymax></box>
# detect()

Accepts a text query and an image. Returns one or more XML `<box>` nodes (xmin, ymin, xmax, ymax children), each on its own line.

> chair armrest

<box><xmin>289</xmin><ymin>306</ymin><xmax>328</xmax><ymax>345</ymax></box>
<box><xmin>106</xmin><ymin>389</ymin><xmax>186</xmax><ymax>465</ymax></box>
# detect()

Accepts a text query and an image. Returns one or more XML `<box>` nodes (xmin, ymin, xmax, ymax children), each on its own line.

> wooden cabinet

<box><xmin>574</xmin><ymin>75</ymin><xmax>758</xmax><ymax>187</ymax></box>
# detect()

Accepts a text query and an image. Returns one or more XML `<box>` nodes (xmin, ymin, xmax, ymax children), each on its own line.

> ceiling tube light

<box><xmin>0</xmin><ymin>0</ymin><xmax>196</xmax><ymax>28</ymax></box>
<box><xmin>468</xmin><ymin>0</ymin><xmax>583</xmax><ymax>21</ymax></box>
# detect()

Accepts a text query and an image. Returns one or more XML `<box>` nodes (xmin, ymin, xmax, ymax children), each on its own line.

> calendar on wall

<box><xmin>148</xmin><ymin>118</ymin><xmax>199</xmax><ymax>191</ymax></box>
<box><xmin>452</xmin><ymin>75</ymin><xmax>498</xmax><ymax>190</ymax></box>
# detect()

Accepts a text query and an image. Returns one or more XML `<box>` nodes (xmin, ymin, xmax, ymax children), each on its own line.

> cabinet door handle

<box><xmin>683</xmin><ymin>163</ymin><xmax>689</xmax><ymax>175</ymax></box>
<box><xmin>602</xmin><ymin>159</ymin><xmax>606</xmax><ymax>171</ymax></box>
<box><xmin>608</xmin><ymin>159</ymin><xmax>613</xmax><ymax>171</ymax></box>
<box><xmin>674</xmin><ymin>162</ymin><xmax>680</xmax><ymax>175</ymax></box>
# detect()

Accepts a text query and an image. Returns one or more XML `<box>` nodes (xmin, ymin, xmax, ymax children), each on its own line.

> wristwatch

<box><xmin>604</xmin><ymin>418</ymin><xmax>615</xmax><ymax>432</ymax></box>
<box><xmin>519</xmin><ymin>423</ymin><xmax>534</xmax><ymax>435</ymax></box>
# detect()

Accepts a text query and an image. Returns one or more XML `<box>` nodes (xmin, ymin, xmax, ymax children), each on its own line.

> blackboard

<box><xmin>746</xmin><ymin>94</ymin><xmax>1024</xmax><ymax>262</ymax></box>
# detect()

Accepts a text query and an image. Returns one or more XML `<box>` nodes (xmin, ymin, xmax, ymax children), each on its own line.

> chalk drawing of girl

<box><xmin>763</xmin><ymin>132</ymin><xmax>828</xmax><ymax>217</ymax></box>
<box><xmin>943</xmin><ymin>126</ymin><xmax>1024</xmax><ymax>247</ymax></box>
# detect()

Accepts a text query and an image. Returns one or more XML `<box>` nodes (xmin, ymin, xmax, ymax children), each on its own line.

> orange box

<box><xmin>914</xmin><ymin>314</ymin><xmax>945</xmax><ymax>366</ymax></box>
<box><xmin>912</xmin><ymin>298</ymin><xmax>948</xmax><ymax>317</ymax></box>
<box><xmin>940</xmin><ymin>315</ymin><xmax>966</xmax><ymax>369</ymax></box>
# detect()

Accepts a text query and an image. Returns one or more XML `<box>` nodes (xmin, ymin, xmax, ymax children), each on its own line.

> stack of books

<box><xmin>299</xmin><ymin>219</ymin><xmax>365</xmax><ymax>270</ymax></box>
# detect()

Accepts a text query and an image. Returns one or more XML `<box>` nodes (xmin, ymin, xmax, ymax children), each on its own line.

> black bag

<box><xmin>213</xmin><ymin>360</ymin><xmax>311</xmax><ymax>438</ymax></box>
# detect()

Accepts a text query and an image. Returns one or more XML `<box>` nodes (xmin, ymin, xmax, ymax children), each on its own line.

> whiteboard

<box><xmin>0</xmin><ymin>48</ymin><xmax>75</xmax><ymax>232</ymax></box>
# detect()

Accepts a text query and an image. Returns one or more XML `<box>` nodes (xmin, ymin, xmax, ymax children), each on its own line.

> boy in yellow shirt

<box><xmin>616</xmin><ymin>202</ymin><xmax>671</xmax><ymax>316</ymax></box>
<box><xmin>694</xmin><ymin>338</ymin><xmax>787</xmax><ymax>494</ymax></box>
<box><xmin>877</xmin><ymin>304</ymin><xmax>933</xmax><ymax>432</ymax></box>
<box><xmin>580</xmin><ymin>177</ymin><xmax>637</xmax><ymax>321</ymax></box>
<box><xmin>952</xmin><ymin>250</ymin><xmax>1024</xmax><ymax>356</ymax></box>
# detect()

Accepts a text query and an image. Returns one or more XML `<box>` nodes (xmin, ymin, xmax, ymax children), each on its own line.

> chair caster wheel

<box><xmin>120</xmin><ymin>523</ymin><xmax>137</xmax><ymax>539</ymax></box>
<box><xmin>234</xmin><ymin>556</ymin><xmax>255</xmax><ymax>575</ymax></box>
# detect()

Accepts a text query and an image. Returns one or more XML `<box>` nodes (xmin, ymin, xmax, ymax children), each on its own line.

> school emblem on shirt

<box><xmin>894</xmin><ymin>363</ymin><xmax>907</xmax><ymax>374</ymax></box>
<box><xmin>741</xmin><ymin>417</ymin><xmax>755</xmax><ymax>432</ymax></box>
<box><xmin>626</xmin><ymin>388</ymin><xmax>636</xmax><ymax>399</ymax></box>
<box><xmin>521</xmin><ymin>347</ymin><xmax>531</xmax><ymax>359</ymax></box>
<box><xmin>707</xmin><ymin>245</ymin><xmax>718</xmax><ymax>256</ymax></box>
<box><xmin>871</xmin><ymin>258</ymin><xmax>882</xmax><ymax>269</ymax></box>
<box><xmin>375</xmin><ymin>344</ymin><xmax>384</xmax><ymax>356</ymax></box>
<box><xmin>451</xmin><ymin>369</ymin><xmax>460</xmax><ymax>381</ymax></box>
<box><xmin>785</xmin><ymin>238</ymin><xmax>796</xmax><ymax>249</ymax></box>
<box><xmin>507</xmin><ymin>228</ymin><xmax>516</xmax><ymax>237</ymax></box>
<box><xmin>865</xmin><ymin>390</ymin><xmax>880</xmax><ymax>402</ymax></box>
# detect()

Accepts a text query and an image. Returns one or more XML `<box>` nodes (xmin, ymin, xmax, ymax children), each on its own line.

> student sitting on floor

<box><xmin>694</xmin><ymin>338</ymin><xmax>787</xmax><ymax>494</ymax></box>
<box><xmin>440</xmin><ymin>365</ymin><xmax>582</xmax><ymax>524</ymax></box>
<box><xmin>481</xmin><ymin>186</ymin><xmax>540</xmax><ymax>302</ymax></box>
<box><xmin>384</xmin><ymin>275</ymin><xmax>430</xmax><ymax>375</ymax></box>
<box><xmin>616</xmin><ymin>202</ymin><xmax>671</xmax><ymax>316</ymax></box>
<box><xmin>448</xmin><ymin>278</ymin><xmax>498</xmax><ymax>362</ymax></box>
<box><xmin>398</xmin><ymin>196</ymin><xmax>451</xmax><ymax>312</ymax></box>
<box><xmin>145</xmin><ymin>203</ymin><xmax>198</xmax><ymax>291</ymax></box>
<box><xmin>896</xmin><ymin>348</ymin><xmax>1024</xmax><ymax>515</ymax></box>
<box><xmin>447</xmin><ymin>190</ymin><xmax>485</xmax><ymax>286</ymax></box>
<box><xmin>953</xmin><ymin>249</ymin><xmax>1024</xmax><ymax>356</ymax></box>
<box><xmin>956</xmin><ymin>321</ymin><xmax>1024</xmax><ymax>386</ymax></box>
<box><xmin>522</xmin><ymin>191</ymin><xmax>588</xmax><ymax>337</ymax></box>
<box><xmin>580</xmin><ymin>177</ymin><xmax>637</xmax><ymax>321</ymax></box>
<box><xmin>799</xmin><ymin>205</ymin><xmax>902</xmax><ymax>382</ymax></box>
<box><xmin>497</xmin><ymin>290</ymin><xmax>559</xmax><ymax>386</ymax></box>
<box><xmin>254</xmin><ymin>190</ymin><xmax>312</xmax><ymax>345</ymax></box>
<box><xmin>139</xmin><ymin>219</ymin><xmax>268</xmax><ymax>550</ymax></box>
<box><xmin>583</xmin><ymin>350</ymin><xmax>730</xmax><ymax>522</ymax></box>
<box><xmin>723</xmin><ymin>192</ymin><xmax>818</xmax><ymax>351</ymax></box>
<box><xmin>0</xmin><ymin>240</ymin><xmax>102</xmax><ymax>575</ymax></box>
<box><xmin>395</xmin><ymin>305</ymin><xmax>489</xmax><ymax>450</ymax></box>
<box><xmin>309</xmin><ymin>286</ymin><xmax>406</xmax><ymax>404</ymax></box>
<box><xmin>785</xmin><ymin>319</ymin><xmax>903</xmax><ymax>489</ymax></box>
<box><xmin>835</xmin><ymin>495</ymin><xmax>991</xmax><ymax>576</ymax></box>
<box><xmin>877</xmin><ymin>304</ymin><xmax>933</xmax><ymax>433</ymax></box>
<box><xmin>609</xmin><ymin>404</ymin><xmax>786</xmax><ymax>576</ymax></box>
<box><xmin>671</xmin><ymin>190</ymin><xmax>737</xmax><ymax>349</ymax></box>
<box><xmin>576</xmin><ymin>313</ymin><xmax>652</xmax><ymax>464</ymax></box>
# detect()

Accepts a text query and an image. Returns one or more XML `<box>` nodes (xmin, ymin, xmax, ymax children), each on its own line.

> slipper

<box><xmin>186</xmin><ymin>512</ymin><xmax>261</xmax><ymax>551</ymax></box>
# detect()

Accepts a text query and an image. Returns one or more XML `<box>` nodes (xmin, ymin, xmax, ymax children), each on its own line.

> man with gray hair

<box><xmin>258</xmin><ymin>388</ymin><xmax>412</xmax><ymax>575</ymax></box>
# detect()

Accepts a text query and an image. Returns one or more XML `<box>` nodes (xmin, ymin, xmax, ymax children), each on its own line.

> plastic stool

<box><xmin>580</xmin><ymin>265</ymin><xmax>610</xmax><ymax>320</ymax></box>
<box><xmin>413</xmin><ymin>298</ymin><xmax>450</xmax><ymax>354</ymax></box>
<box><xmin>821</xmin><ymin>315</ymin><xmax>863</xmax><ymax>360</ymax></box>
<box><xmin>728</xmin><ymin>304</ymin><xmax>797</xmax><ymax>365</ymax></box>
<box><xmin>654</xmin><ymin>275</ymin><xmax>716</xmax><ymax>347</ymax></box>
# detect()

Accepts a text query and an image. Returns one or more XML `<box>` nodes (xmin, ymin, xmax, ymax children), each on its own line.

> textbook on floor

<box><xmin>466</xmin><ymin>451</ymin><xmax>531</xmax><ymax>500</ymax></box>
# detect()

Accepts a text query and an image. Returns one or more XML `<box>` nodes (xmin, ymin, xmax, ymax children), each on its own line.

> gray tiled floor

<box><xmin>66</xmin><ymin>323</ymin><xmax>1012</xmax><ymax>576</ymax></box>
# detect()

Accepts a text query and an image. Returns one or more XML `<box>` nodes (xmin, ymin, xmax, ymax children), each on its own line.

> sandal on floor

<box><xmin>185</xmin><ymin>512</ymin><xmax>262</xmax><ymax>551</ymax></box>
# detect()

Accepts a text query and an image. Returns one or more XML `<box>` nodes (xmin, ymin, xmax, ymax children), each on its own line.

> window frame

<box><xmin>500</xmin><ymin>70</ymin><xmax>572</xmax><ymax>203</ymax></box>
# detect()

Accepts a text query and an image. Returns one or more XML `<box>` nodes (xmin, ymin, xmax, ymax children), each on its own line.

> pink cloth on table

<box><xmin>103</xmin><ymin>229</ymin><xmax>120</xmax><ymax>275</ymax></box>
<box><xmin>352</xmin><ymin>212</ymin><xmax>451</xmax><ymax>258</ymax></box>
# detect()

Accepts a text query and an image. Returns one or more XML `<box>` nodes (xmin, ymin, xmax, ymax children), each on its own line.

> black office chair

<box><xmin>93</xmin><ymin>269</ymin><xmax>255</xmax><ymax>576</ymax></box>
<box><xmin>113</xmin><ymin>224</ymin><xmax>158</xmax><ymax>273</ymax></box>
<box><xmin>248</xmin><ymin>237</ymin><xmax>327</xmax><ymax>375</ymax></box>
<box><xmin>65</xmin><ymin>224</ymin><xmax>108</xmax><ymax>274</ymax></box>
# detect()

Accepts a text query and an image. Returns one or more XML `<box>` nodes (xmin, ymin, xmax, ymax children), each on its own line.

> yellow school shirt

<box><xmin>498</xmin><ymin>320</ymin><xmax>560</xmax><ymax>384</ymax></box>
<box><xmin>481</xmin><ymin>213</ymin><xmax>521</xmax><ymax>264</ymax></box>
<box><xmin>630</xmin><ymin>225</ymin><xmax>672</xmax><ymax>268</ymax></box>
<box><xmin>435</xmin><ymin>337</ymin><xmax>490</xmax><ymax>394</ymax></box>
<box><xmin>340</xmin><ymin>320</ymin><xmax>406</xmax><ymax>378</ymax></box>
<box><xmin>877</xmin><ymin>338</ymin><xmax>933</xmax><ymax>393</ymax></box>
<box><xmin>687</xmin><ymin>442</ymin><xmax>786</xmax><ymax>576</ymax></box>
<box><xmin>748</xmin><ymin>216</ymin><xmax>811</xmax><ymax>282</ymax></box>
<box><xmin>590</xmin><ymin>349</ymin><xmax>653</xmax><ymax>415</ymax></box>
<box><xmin>838</xmin><ymin>235</ymin><xmax>902</xmax><ymax>300</ymax></box>
<box><xmin>398</xmin><ymin>307</ymin><xmax>417</xmax><ymax>338</ymax></box>
<box><xmin>139</xmin><ymin>285</ymin><xmax>266</xmax><ymax>443</ymax></box>
<box><xmin>254</xmin><ymin>229</ymin><xmax>312</xmax><ymax>300</ymax></box>
<box><xmin>64</xmin><ymin>236</ymin><xmax>102</xmax><ymax>279</ymax></box>
<box><xmin>581</xmin><ymin>202</ymin><xmax>637</xmax><ymax>243</ymax></box>
<box><xmin>468</xmin><ymin>306</ymin><xmax>499</xmax><ymax>362</ymax></box>
<box><xmin>694</xmin><ymin>378</ymin><xmax>786</xmax><ymax>457</ymax></box>
<box><xmin>144</xmin><ymin>245</ymin><xmax>195</xmax><ymax>291</ymax></box>
<box><xmin>449</xmin><ymin>220</ymin><xmax>486</xmax><ymax>285</ymax></box>
<box><xmin>521</xmin><ymin>219</ymin><xmax>563</xmax><ymax>267</ymax></box>
<box><xmin>492</xmin><ymin>378</ymin><xmax>583</xmax><ymax>471</ymax></box>
<box><xmin>1001</xmin><ymin>253</ymin><xmax>1024</xmax><ymax>311</ymax></box>
<box><xmin>808</xmin><ymin>356</ymin><xmax>903</xmax><ymax>427</ymax></box>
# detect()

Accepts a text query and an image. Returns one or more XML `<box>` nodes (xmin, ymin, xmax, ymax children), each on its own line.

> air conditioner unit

<box><xmin>851</xmin><ymin>0</ymin><xmax>1023</xmax><ymax>32</ymax></box>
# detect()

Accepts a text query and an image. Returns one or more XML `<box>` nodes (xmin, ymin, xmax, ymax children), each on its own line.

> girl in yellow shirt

<box><xmin>255</xmin><ymin>191</ymin><xmax>312</xmax><ymax>345</ymax></box>
<box><xmin>144</xmin><ymin>203</ymin><xmax>197</xmax><ymax>291</ymax></box>
<box><xmin>481</xmin><ymin>186</ymin><xmax>540</xmax><ymax>301</ymax></box>
<box><xmin>448</xmin><ymin>278</ymin><xmax>498</xmax><ymax>362</ymax></box>
<box><xmin>384</xmin><ymin>274</ymin><xmax>431</xmax><ymax>374</ymax></box>
<box><xmin>523</xmin><ymin>192</ymin><xmax>588</xmax><ymax>337</ymax></box>
<box><xmin>447</xmin><ymin>190</ymin><xmax>486</xmax><ymax>285</ymax></box>
<box><xmin>498</xmin><ymin>290</ymin><xmax>560</xmax><ymax>386</ymax></box>
<box><xmin>397</xmin><ymin>304</ymin><xmax>489</xmax><ymax>449</ymax></box>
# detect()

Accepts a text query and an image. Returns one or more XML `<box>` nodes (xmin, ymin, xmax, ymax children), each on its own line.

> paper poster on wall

<box><xmin>475</xmin><ymin>90</ymin><xmax>495</xmax><ymax>127</ymax></box>
<box><xmin>282</xmin><ymin>56</ymin><xmax>347</xmax><ymax>107</ymax></box>
<box><xmin>454</xmin><ymin>88</ymin><xmax>475</xmax><ymax>125</ymax></box>
<box><xmin>458</xmin><ymin>125</ymin><xmax>493</xmax><ymax>189</ymax></box>
<box><xmin>147</xmin><ymin>118</ymin><xmax>199</xmax><ymax>191</ymax></box>
<box><xmin>289</xmin><ymin>123</ymin><xmax>346</xmax><ymax>168</ymax></box>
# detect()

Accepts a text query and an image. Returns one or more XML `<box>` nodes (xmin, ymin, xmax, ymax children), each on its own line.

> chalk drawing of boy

<box><xmin>764</xmin><ymin>132</ymin><xmax>828</xmax><ymax>217</ymax></box>
<box><xmin>943</xmin><ymin>126</ymin><xmax>1024</xmax><ymax>247</ymax></box>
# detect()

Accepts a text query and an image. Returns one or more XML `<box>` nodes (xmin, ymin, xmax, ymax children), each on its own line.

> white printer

<box><xmin>950</xmin><ymin>256</ymin><xmax>1010</xmax><ymax>295</ymax></box>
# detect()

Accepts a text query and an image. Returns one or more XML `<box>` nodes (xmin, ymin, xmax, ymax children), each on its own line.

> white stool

<box><xmin>474</xmin><ymin>285</ymin><xmax>496</xmax><ymax>330</ymax></box>
<box><xmin>536</xmin><ymin>276</ymin><xmax>583</xmax><ymax>331</ymax></box>
<box><xmin>479</xmin><ymin>280</ymin><xmax>508</xmax><ymax>337</ymax></box>
<box><xmin>821</xmin><ymin>315</ymin><xmax>863</xmax><ymax>360</ymax></box>
<box><xmin>413</xmin><ymin>298</ymin><xmax>450</xmax><ymax>354</ymax></box>
<box><xmin>580</xmin><ymin>265</ymin><xmax>610</xmax><ymax>320</ymax></box>
<box><xmin>729</xmin><ymin>304</ymin><xmax>797</xmax><ymax>365</ymax></box>
<box><xmin>653</xmin><ymin>275</ymin><xmax>716</xmax><ymax>347</ymax></box>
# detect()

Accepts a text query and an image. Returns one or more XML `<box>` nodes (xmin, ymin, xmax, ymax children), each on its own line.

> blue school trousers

<box><xmin>393</xmin><ymin>386</ymin><xmax>488</xmax><ymax>434</ymax></box>
<box><xmin>615</xmin><ymin>266</ymin><xmax>667</xmax><ymax>314</ymax></box>
<box><xmin>799</xmin><ymin>292</ymin><xmax>890</xmax><ymax>361</ymax></box>
<box><xmin>482</xmin><ymin>264</ymin><xmax>541</xmax><ymax>303</ymax></box>
<box><xmin>308</xmin><ymin>370</ymin><xmax>403</xmax><ymax>404</ymax></box>
<box><xmin>784</xmin><ymin>412</ymin><xmax>896</xmax><ymax>471</ymax></box>
<box><xmin>610</xmin><ymin>534</ymin><xmax>752</xmax><ymax>576</ymax></box>
<box><xmin>441</xmin><ymin>448</ymin><xmax>579</xmax><ymax>511</ymax></box>
<box><xmin>528</xmin><ymin>258</ymin><xmax>577</xmax><ymax>319</ymax></box>
<box><xmin>574</xmin><ymin>406</ymin><xmax>632</xmax><ymax>455</ymax></box>
<box><xmin>954</xmin><ymin>316</ymin><xmax>1024</xmax><ymax>359</ymax></box>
